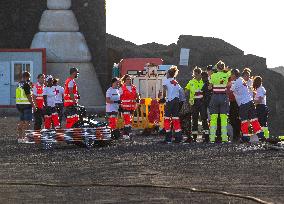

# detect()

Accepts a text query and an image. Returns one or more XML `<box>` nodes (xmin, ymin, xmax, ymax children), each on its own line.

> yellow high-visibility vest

<box><xmin>16</xmin><ymin>82</ymin><xmax>30</xmax><ymax>105</ymax></box>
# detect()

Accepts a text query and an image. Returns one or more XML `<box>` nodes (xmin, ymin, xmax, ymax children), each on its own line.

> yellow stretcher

<box><xmin>116</xmin><ymin>98</ymin><xmax>164</xmax><ymax>131</ymax></box>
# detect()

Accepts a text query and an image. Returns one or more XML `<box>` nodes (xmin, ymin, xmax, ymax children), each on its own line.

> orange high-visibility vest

<box><xmin>64</xmin><ymin>77</ymin><xmax>78</xmax><ymax>107</ymax></box>
<box><xmin>34</xmin><ymin>83</ymin><xmax>44</xmax><ymax>109</ymax></box>
<box><xmin>120</xmin><ymin>84</ymin><xmax>137</xmax><ymax>111</ymax></box>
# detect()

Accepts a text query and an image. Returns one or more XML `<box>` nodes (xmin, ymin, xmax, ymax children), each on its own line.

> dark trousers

<box><xmin>256</xmin><ymin>104</ymin><xmax>269</xmax><ymax>127</ymax></box>
<box><xmin>191</xmin><ymin>99</ymin><xmax>209</xmax><ymax>135</ymax></box>
<box><xmin>229</xmin><ymin>100</ymin><xmax>241</xmax><ymax>142</ymax></box>
<box><xmin>34</xmin><ymin>108</ymin><xmax>43</xmax><ymax>130</ymax></box>
<box><xmin>55</xmin><ymin>103</ymin><xmax>64</xmax><ymax>125</ymax></box>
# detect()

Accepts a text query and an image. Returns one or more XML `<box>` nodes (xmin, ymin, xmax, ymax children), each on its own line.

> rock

<box><xmin>39</xmin><ymin>10</ymin><xmax>79</xmax><ymax>32</ymax></box>
<box><xmin>47</xmin><ymin>0</ymin><xmax>71</xmax><ymax>10</ymax></box>
<box><xmin>47</xmin><ymin>63</ymin><xmax>105</xmax><ymax>107</ymax></box>
<box><xmin>31</xmin><ymin>32</ymin><xmax>92</xmax><ymax>63</ymax></box>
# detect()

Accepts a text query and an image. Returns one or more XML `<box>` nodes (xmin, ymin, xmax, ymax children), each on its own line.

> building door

<box><xmin>0</xmin><ymin>62</ymin><xmax>11</xmax><ymax>105</ymax></box>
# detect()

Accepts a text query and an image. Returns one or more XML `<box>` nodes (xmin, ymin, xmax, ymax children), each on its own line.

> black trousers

<box><xmin>191</xmin><ymin>99</ymin><xmax>209</xmax><ymax>135</ymax></box>
<box><xmin>34</xmin><ymin>108</ymin><xmax>43</xmax><ymax>130</ymax></box>
<box><xmin>55</xmin><ymin>103</ymin><xmax>64</xmax><ymax>125</ymax></box>
<box><xmin>229</xmin><ymin>100</ymin><xmax>241</xmax><ymax>142</ymax></box>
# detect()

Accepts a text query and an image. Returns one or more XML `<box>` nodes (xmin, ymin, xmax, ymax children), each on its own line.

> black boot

<box><xmin>111</xmin><ymin>129</ymin><xmax>121</xmax><ymax>140</ymax></box>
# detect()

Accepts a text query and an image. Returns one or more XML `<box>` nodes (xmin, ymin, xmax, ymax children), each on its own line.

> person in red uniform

<box><xmin>64</xmin><ymin>67</ymin><xmax>80</xmax><ymax>129</ymax></box>
<box><xmin>119</xmin><ymin>74</ymin><xmax>139</xmax><ymax>139</ymax></box>
<box><xmin>32</xmin><ymin>74</ymin><xmax>45</xmax><ymax>130</ymax></box>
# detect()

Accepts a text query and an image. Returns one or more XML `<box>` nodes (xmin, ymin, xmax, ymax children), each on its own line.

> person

<box><xmin>253</xmin><ymin>76</ymin><xmax>269</xmax><ymax>139</ymax></box>
<box><xmin>43</xmin><ymin>75</ymin><xmax>60</xmax><ymax>129</ymax></box>
<box><xmin>208</xmin><ymin>61</ymin><xmax>231</xmax><ymax>143</ymax></box>
<box><xmin>226</xmin><ymin>77</ymin><xmax>241</xmax><ymax>142</ymax></box>
<box><xmin>53</xmin><ymin>78</ymin><xmax>64</xmax><ymax>126</ymax></box>
<box><xmin>32</xmin><ymin>74</ymin><xmax>45</xmax><ymax>130</ymax></box>
<box><xmin>64</xmin><ymin>67</ymin><xmax>80</xmax><ymax>129</ymax></box>
<box><xmin>161</xmin><ymin>66</ymin><xmax>183</xmax><ymax>143</ymax></box>
<box><xmin>106</xmin><ymin>77</ymin><xmax>121</xmax><ymax>139</ymax></box>
<box><xmin>242</xmin><ymin>68</ymin><xmax>253</xmax><ymax>98</ymax></box>
<box><xmin>185</xmin><ymin>67</ymin><xmax>209</xmax><ymax>142</ymax></box>
<box><xmin>230</xmin><ymin>69</ymin><xmax>265</xmax><ymax>142</ymax></box>
<box><xmin>119</xmin><ymin>74</ymin><xmax>139</xmax><ymax>139</ymax></box>
<box><xmin>16</xmin><ymin>72</ymin><xmax>37</xmax><ymax>143</ymax></box>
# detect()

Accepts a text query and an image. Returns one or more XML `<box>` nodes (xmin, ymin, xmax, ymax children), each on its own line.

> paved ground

<box><xmin>0</xmin><ymin>117</ymin><xmax>283</xmax><ymax>204</ymax></box>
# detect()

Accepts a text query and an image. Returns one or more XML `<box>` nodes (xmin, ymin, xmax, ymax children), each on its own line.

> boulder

<box><xmin>39</xmin><ymin>10</ymin><xmax>79</xmax><ymax>32</ymax></box>
<box><xmin>31</xmin><ymin>32</ymin><xmax>92</xmax><ymax>63</ymax></box>
<box><xmin>47</xmin><ymin>0</ymin><xmax>71</xmax><ymax>10</ymax></box>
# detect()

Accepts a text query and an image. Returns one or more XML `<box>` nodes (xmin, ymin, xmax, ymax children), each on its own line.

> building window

<box><xmin>11</xmin><ymin>61</ymin><xmax>33</xmax><ymax>85</ymax></box>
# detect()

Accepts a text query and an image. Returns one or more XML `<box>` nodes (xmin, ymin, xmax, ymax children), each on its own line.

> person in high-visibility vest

<box><xmin>32</xmin><ymin>74</ymin><xmax>46</xmax><ymax>130</ymax></box>
<box><xmin>119</xmin><ymin>74</ymin><xmax>139</xmax><ymax>139</ymax></box>
<box><xmin>208</xmin><ymin>61</ymin><xmax>231</xmax><ymax>143</ymax></box>
<box><xmin>253</xmin><ymin>76</ymin><xmax>269</xmax><ymax>139</ymax></box>
<box><xmin>43</xmin><ymin>75</ymin><xmax>61</xmax><ymax>129</ymax></box>
<box><xmin>161</xmin><ymin>66</ymin><xmax>183</xmax><ymax>143</ymax></box>
<box><xmin>16</xmin><ymin>72</ymin><xmax>37</xmax><ymax>143</ymax></box>
<box><xmin>185</xmin><ymin>67</ymin><xmax>209</xmax><ymax>142</ymax></box>
<box><xmin>230</xmin><ymin>69</ymin><xmax>265</xmax><ymax>142</ymax></box>
<box><xmin>64</xmin><ymin>67</ymin><xmax>80</xmax><ymax>129</ymax></box>
<box><xmin>106</xmin><ymin>77</ymin><xmax>121</xmax><ymax>139</ymax></box>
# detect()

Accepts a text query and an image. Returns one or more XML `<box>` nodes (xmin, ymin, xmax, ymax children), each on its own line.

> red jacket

<box><xmin>33</xmin><ymin>82</ymin><xmax>44</xmax><ymax>109</ymax></box>
<box><xmin>64</xmin><ymin>77</ymin><xmax>78</xmax><ymax>107</ymax></box>
<box><xmin>120</xmin><ymin>84</ymin><xmax>137</xmax><ymax>111</ymax></box>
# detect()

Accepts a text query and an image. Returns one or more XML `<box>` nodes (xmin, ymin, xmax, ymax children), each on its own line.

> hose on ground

<box><xmin>0</xmin><ymin>182</ymin><xmax>273</xmax><ymax>204</ymax></box>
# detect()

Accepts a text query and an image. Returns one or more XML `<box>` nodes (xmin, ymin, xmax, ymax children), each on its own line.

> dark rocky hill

<box><xmin>270</xmin><ymin>66</ymin><xmax>284</xmax><ymax>76</ymax></box>
<box><xmin>107</xmin><ymin>34</ymin><xmax>284</xmax><ymax>134</ymax></box>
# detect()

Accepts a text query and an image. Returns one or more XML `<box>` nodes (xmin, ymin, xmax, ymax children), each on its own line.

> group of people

<box><xmin>163</xmin><ymin>61</ymin><xmax>269</xmax><ymax>143</ymax></box>
<box><xmin>16</xmin><ymin>68</ymin><xmax>80</xmax><ymax>143</ymax></box>
<box><xmin>16</xmin><ymin>62</ymin><xmax>269</xmax><ymax>144</ymax></box>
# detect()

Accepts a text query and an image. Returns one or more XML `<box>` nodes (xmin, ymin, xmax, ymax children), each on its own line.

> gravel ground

<box><xmin>0</xmin><ymin>117</ymin><xmax>283</xmax><ymax>204</ymax></box>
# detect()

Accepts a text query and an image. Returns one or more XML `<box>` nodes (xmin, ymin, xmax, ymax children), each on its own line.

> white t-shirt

<box><xmin>231</xmin><ymin>77</ymin><xmax>252</xmax><ymax>106</ymax></box>
<box><xmin>53</xmin><ymin>85</ymin><xmax>64</xmax><ymax>104</ymax></box>
<box><xmin>255</xmin><ymin>85</ymin><xmax>266</xmax><ymax>105</ymax></box>
<box><xmin>119</xmin><ymin>86</ymin><xmax>132</xmax><ymax>95</ymax></box>
<box><xmin>246</xmin><ymin>79</ymin><xmax>254</xmax><ymax>98</ymax></box>
<box><xmin>106</xmin><ymin>87</ymin><xmax>120</xmax><ymax>113</ymax></box>
<box><xmin>43</xmin><ymin>86</ymin><xmax>57</xmax><ymax>107</ymax></box>
<box><xmin>162</xmin><ymin>78</ymin><xmax>181</xmax><ymax>102</ymax></box>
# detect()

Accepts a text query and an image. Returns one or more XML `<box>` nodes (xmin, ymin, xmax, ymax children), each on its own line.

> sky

<box><xmin>106</xmin><ymin>0</ymin><xmax>283</xmax><ymax>68</ymax></box>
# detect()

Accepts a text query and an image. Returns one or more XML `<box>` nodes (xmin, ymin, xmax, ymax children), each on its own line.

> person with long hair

<box><xmin>161</xmin><ymin>66</ymin><xmax>183</xmax><ymax>143</ymax></box>
<box><xmin>119</xmin><ymin>74</ymin><xmax>139</xmax><ymax>139</ymax></box>
<box><xmin>208</xmin><ymin>61</ymin><xmax>231</xmax><ymax>143</ymax></box>
<box><xmin>106</xmin><ymin>77</ymin><xmax>121</xmax><ymax>139</ymax></box>
<box><xmin>253</xmin><ymin>76</ymin><xmax>269</xmax><ymax>139</ymax></box>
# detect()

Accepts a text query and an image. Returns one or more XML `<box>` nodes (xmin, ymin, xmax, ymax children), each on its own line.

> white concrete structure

<box><xmin>39</xmin><ymin>10</ymin><xmax>79</xmax><ymax>32</ymax></box>
<box><xmin>47</xmin><ymin>0</ymin><xmax>71</xmax><ymax>10</ymax></box>
<box><xmin>31</xmin><ymin>0</ymin><xmax>105</xmax><ymax>109</ymax></box>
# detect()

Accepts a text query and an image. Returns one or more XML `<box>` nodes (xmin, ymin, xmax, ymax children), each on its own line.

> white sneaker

<box><xmin>123</xmin><ymin>135</ymin><xmax>130</xmax><ymax>140</ymax></box>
